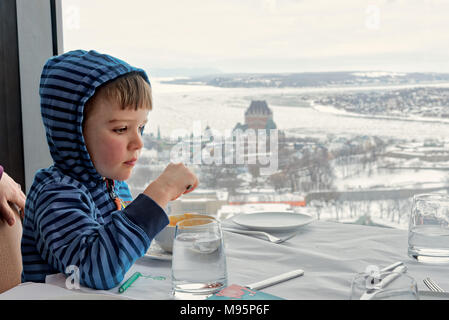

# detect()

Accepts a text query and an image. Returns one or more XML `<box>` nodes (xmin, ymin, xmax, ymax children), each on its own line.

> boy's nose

<box><xmin>130</xmin><ymin>131</ymin><xmax>144</xmax><ymax>150</ymax></box>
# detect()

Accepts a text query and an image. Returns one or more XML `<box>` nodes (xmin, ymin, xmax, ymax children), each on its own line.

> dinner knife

<box><xmin>380</xmin><ymin>261</ymin><xmax>404</xmax><ymax>273</ymax></box>
<box><xmin>246</xmin><ymin>269</ymin><xmax>305</xmax><ymax>290</ymax></box>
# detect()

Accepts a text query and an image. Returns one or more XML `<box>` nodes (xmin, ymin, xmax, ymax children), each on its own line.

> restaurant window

<box><xmin>61</xmin><ymin>0</ymin><xmax>449</xmax><ymax>229</ymax></box>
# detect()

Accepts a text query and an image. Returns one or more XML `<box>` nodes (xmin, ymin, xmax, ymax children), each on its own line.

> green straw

<box><xmin>118</xmin><ymin>272</ymin><xmax>141</xmax><ymax>293</ymax></box>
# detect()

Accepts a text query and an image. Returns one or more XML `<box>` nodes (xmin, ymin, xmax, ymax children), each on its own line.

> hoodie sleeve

<box><xmin>33</xmin><ymin>182</ymin><xmax>168</xmax><ymax>290</ymax></box>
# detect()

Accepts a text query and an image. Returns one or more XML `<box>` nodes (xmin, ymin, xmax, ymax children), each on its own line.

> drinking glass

<box><xmin>408</xmin><ymin>193</ymin><xmax>449</xmax><ymax>263</ymax></box>
<box><xmin>171</xmin><ymin>217</ymin><xmax>227</xmax><ymax>298</ymax></box>
<box><xmin>350</xmin><ymin>271</ymin><xmax>418</xmax><ymax>300</ymax></box>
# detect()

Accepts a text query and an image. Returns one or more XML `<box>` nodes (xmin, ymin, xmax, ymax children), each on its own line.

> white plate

<box><xmin>145</xmin><ymin>241</ymin><xmax>172</xmax><ymax>261</ymax></box>
<box><xmin>232</xmin><ymin>212</ymin><xmax>315</xmax><ymax>232</ymax></box>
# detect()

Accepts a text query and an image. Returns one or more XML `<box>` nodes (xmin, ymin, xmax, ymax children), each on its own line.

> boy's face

<box><xmin>83</xmin><ymin>97</ymin><xmax>149</xmax><ymax>181</ymax></box>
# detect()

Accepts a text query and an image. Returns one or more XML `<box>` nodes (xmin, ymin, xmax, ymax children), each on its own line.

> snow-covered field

<box><xmin>334</xmin><ymin>167</ymin><xmax>448</xmax><ymax>191</ymax></box>
<box><xmin>135</xmin><ymin>78</ymin><xmax>449</xmax><ymax>230</ymax></box>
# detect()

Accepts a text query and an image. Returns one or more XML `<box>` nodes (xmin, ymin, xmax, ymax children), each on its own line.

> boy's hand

<box><xmin>143</xmin><ymin>163</ymin><xmax>199</xmax><ymax>209</ymax></box>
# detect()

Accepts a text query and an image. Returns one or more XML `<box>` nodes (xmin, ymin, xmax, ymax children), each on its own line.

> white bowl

<box><xmin>154</xmin><ymin>224</ymin><xmax>176</xmax><ymax>253</ymax></box>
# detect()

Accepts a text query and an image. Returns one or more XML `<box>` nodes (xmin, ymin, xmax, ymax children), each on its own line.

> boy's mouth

<box><xmin>124</xmin><ymin>158</ymin><xmax>138</xmax><ymax>166</ymax></box>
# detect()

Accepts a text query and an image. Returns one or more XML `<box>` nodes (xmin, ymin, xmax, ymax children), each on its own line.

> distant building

<box><xmin>245</xmin><ymin>100</ymin><xmax>276</xmax><ymax>130</ymax></box>
<box><xmin>233</xmin><ymin>100</ymin><xmax>278</xmax><ymax>133</ymax></box>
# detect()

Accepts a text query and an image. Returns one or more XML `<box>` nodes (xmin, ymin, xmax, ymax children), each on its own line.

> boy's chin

<box><xmin>106</xmin><ymin>170</ymin><xmax>132</xmax><ymax>181</ymax></box>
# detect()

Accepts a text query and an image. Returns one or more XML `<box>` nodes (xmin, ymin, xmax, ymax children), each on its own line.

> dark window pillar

<box><xmin>0</xmin><ymin>0</ymin><xmax>25</xmax><ymax>189</ymax></box>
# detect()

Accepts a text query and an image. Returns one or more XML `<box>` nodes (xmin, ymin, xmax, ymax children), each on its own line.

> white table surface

<box><xmin>1</xmin><ymin>219</ymin><xmax>448</xmax><ymax>300</ymax></box>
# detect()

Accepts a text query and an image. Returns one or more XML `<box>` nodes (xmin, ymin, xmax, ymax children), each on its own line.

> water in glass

<box><xmin>171</xmin><ymin>218</ymin><xmax>227</xmax><ymax>297</ymax></box>
<box><xmin>408</xmin><ymin>193</ymin><xmax>449</xmax><ymax>263</ymax></box>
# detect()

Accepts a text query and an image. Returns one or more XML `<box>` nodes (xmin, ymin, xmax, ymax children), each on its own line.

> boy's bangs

<box><xmin>110</xmin><ymin>72</ymin><xmax>152</xmax><ymax>110</ymax></box>
<box><xmin>83</xmin><ymin>72</ymin><xmax>152</xmax><ymax>123</ymax></box>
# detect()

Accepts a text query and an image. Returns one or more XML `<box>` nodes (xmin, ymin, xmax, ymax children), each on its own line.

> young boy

<box><xmin>21</xmin><ymin>50</ymin><xmax>198</xmax><ymax>289</ymax></box>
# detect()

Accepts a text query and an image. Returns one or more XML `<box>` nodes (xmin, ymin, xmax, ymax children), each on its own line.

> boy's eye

<box><xmin>114</xmin><ymin>127</ymin><xmax>127</xmax><ymax>133</ymax></box>
<box><xmin>139</xmin><ymin>125</ymin><xmax>145</xmax><ymax>135</ymax></box>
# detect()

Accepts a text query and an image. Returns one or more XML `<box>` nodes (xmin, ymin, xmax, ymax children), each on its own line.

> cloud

<box><xmin>62</xmin><ymin>0</ymin><xmax>449</xmax><ymax>72</ymax></box>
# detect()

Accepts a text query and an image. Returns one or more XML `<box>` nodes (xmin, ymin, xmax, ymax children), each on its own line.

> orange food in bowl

<box><xmin>168</xmin><ymin>213</ymin><xmax>214</xmax><ymax>226</ymax></box>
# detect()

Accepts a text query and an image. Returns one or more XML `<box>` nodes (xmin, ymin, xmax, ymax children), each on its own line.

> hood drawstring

<box><xmin>105</xmin><ymin>178</ymin><xmax>125</xmax><ymax>211</ymax></box>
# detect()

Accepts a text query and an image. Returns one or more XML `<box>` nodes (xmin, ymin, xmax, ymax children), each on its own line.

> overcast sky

<box><xmin>61</xmin><ymin>0</ymin><xmax>449</xmax><ymax>74</ymax></box>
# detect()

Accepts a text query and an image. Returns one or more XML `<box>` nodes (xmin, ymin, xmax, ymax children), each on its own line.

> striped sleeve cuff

<box><xmin>123</xmin><ymin>193</ymin><xmax>169</xmax><ymax>239</ymax></box>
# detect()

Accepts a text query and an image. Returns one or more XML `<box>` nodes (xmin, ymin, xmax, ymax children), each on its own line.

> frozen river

<box><xmin>146</xmin><ymin>78</ymin><xmax>449</xmax><ymax>142</ymax></box>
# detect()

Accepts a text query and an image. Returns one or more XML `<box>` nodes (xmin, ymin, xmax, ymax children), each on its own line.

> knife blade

<box><xmin>380</xmin><ymin>261</ymin><xmax>404</xmax><ymax>273</ymax></box>
<box><xmin>246</xmin><ymin>269</ymin><xmax>304</xmax><ymax>290</ymax></box>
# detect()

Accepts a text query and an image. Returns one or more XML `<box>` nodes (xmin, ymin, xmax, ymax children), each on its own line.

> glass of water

<box><xmin>408</xmin><ymin>193</ymin><xmax>449</xmax><ymax>263</ymax></box>
<box><xmin>171</xmin><ymin>217</ymin><xmax>227</xmax><ymax>298</ymax></box>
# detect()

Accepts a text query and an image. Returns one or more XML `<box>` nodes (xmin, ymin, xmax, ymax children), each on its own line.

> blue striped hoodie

<box><xmin>21</xmin><ymin>50</ymin><xmax>169</xmax><ymax>289</ymax></box>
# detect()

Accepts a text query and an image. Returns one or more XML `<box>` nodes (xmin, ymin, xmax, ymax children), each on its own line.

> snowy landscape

<box><xmin>128</xmin><ymin>72</ymin><xmax>449</xmax><ymax>230</ymax></box>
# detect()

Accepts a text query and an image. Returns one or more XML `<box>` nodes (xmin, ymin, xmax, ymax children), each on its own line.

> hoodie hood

<box><xmin>39</xmin><ymin>50</ymin><xmax>150</xmax><ymax>187</ymax></box>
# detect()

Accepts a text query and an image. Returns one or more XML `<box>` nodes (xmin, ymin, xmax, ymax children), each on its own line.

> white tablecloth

<box><xmin>223</xmin><ymin>220</ymin><xmax>448</xmax><ymax>299</ymax></box>
<box><xmin>2</xmin><ymin>220</ymin><xmax>448</xmax><ymax>299</ymax></box>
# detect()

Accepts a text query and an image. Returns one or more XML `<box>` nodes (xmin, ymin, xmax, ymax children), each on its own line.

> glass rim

<box><xmin>351</xmin><ymin>271</ymin><xmax>416</xmax><ymax>289</ymax></box>
<box><xmin>353</xmin><ymin>270</ymin><xmax>415</xmax><ymax>279</ymax></box>
<box><xmin>175</xmin><ymin>217</ymin><xmax>219</xmax><ymax>229</ymax></box>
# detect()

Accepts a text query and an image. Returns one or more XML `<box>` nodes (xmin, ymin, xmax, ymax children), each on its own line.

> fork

<box><xmin>423</xmin><ymin>277</ymin><xmax>446</xmax><ymax>293</ymax></box>
<box><xmin>223</xmin><ymin>227</ymin><xmax>296</xmax><ymax>244</ymax></box>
